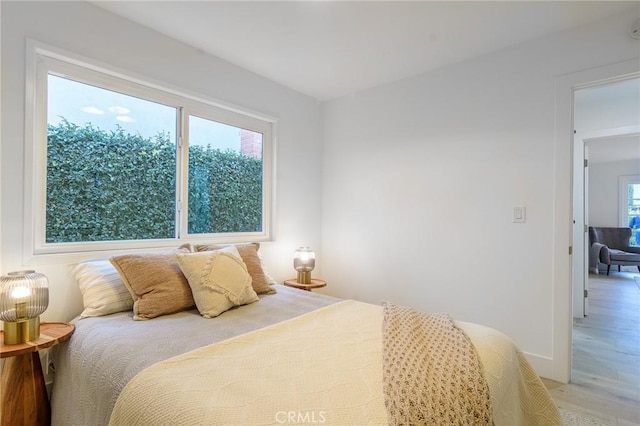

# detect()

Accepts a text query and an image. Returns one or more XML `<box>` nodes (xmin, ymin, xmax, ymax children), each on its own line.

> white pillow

<box><xmin>177</xmin><ymin>246</ymin><xmax>258</xmax><ymax>318</ymax></box>
<box><xmin>257</xmin><ymin>250</ymin><xmax>278</xmax><ymax>285</ymax></box>
<box><xmin>72</xmin><ymin>260</ymin><xmax>134</xmax><ymax>318</ymax></box>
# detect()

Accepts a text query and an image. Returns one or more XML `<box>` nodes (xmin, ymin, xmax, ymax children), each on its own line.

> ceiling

<box><xmin>93</xmin><ymin>1</ymin><xmax>638</xmax><ymax>101</ymax></box>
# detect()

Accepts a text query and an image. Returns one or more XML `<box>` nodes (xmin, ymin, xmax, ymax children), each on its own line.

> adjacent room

<box><xmin>1</xmin><ymin>1</ymin><xmax>639</xmax><ymax>425</ymax></box>
<box><xmin>557</xmin><ymin>78</ymin><xmax>640</xmax><ymax>423</ymax></box>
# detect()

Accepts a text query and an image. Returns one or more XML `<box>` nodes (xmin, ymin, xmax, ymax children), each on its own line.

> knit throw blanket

<box><xmin>382</xmin><ymin>303</ymin><xmax>494</xmax><ymax>425</ymax></box>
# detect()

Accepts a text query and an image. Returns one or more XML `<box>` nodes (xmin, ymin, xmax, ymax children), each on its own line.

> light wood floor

<box><xmin>543</xmin><ymin>269</ymin><xmax>640</xmax><ymax>425</ymax></box>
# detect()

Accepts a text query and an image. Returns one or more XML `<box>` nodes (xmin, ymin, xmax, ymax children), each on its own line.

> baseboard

<box><xmin>522</xmin><ymin>351</ymin><xmax>559</xmax><ymax>382</ymax></box>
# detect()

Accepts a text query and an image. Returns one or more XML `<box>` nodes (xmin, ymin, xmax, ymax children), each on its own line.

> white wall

<box><xmin>589</xmin><ymin>159</ymin><xmax>640</xmax><ymax>227</ymax></box>
<box><xmin>0</xmin><ymin>1</ymin><xmax>323</xmax><ymax>321</ymax></box>
<box><xmin>321</xmin><ymin>10</ymin><xmax>640</xmax><ymax>380</ymax></box>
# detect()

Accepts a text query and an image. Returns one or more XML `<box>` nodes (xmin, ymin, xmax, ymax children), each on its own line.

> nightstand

<box><xmin>283</xmin><ymin>278</ymin><xmax>327</xmax><ymax>291</ymax></box>
<box><xmin>1</xmin><ymin>322</ymin><xmax>75</xmax><ymax>426</ymax></box>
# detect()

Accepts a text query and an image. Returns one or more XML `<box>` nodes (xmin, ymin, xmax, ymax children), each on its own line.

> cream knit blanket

<box><xmin>383</xmin><ymin>303</ymin><xmax>494</xmax><ymax>425</ymax></box>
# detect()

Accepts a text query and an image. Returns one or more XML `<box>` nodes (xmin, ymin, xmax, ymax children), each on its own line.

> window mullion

<box><xmin>177</xmin><ymin>107</ymin><xmax>189</xmax><ymax>239</ymax></box>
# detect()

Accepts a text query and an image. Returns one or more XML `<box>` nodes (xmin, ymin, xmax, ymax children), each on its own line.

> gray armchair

<box><xmin>589</xmin><ymin>227</ymin><xmax>640</xmax><ymax>275</ymax></box>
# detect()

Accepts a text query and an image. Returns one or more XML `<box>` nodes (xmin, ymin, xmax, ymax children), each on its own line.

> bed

<box><xmin>49</xmin><ymin>246</ymin><xmax>561</xmax><ymax>425</ymax></box>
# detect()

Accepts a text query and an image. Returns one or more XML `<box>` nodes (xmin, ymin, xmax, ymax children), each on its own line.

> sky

<box><xmin>47</xmin><ymin>74</ymin><xmax>242</xmax><ymax>151</ymax></box>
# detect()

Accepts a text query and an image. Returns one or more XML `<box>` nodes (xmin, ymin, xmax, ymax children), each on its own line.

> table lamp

<box><xmin>293</xmin><ymin>247</ymin><xmax>315</xmax><ymax>284</ymax></box>
<box><xmin>0</xmin><ymin>270</ymin><xmax>49</xmax><ymax>344</ymax></box>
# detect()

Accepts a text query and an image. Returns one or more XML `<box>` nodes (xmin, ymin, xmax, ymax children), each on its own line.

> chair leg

<box><xmin>618</xmin><ymin>265</ymin><xmax>621</xmax><ymax>272</ymax></box>
<box><xmin>606</xmin><ymin>265</ymin><xmax>610</xmax><ymax>275</ymax></box>
<box><xmin>638</xmin><ymin>265</ymin><xmax>640</xmax><ymax>273</ymax></box>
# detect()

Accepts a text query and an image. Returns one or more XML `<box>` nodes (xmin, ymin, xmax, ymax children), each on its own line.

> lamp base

<box><xmin>297</xmin><ymin>271</ymin><xmax>312</xmax><ymax>284</ymax></box>
<box><xmin>3</xmin><ymin>316</ymin><xmax>40</xmax><ymax>345</ymax></box>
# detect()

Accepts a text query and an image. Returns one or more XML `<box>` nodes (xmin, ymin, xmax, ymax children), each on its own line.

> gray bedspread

<box><xmin>50</xmin><ymin>285</ymin><xmax>339</xmax><ymax>426</ymax></box>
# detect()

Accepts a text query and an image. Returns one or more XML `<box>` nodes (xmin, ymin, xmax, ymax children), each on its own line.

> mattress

<box><xmin>50</xmin><ymin>285</ymin><xmax>560</xmax><ymax>425</ymax></box>
<box><xmin>50</xmin><ymin>286</ymin><xmax>339</xmax><ymax>426</ymax></box>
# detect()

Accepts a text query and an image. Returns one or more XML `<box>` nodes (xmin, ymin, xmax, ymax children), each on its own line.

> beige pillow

<box><xmin>177</xmin><ymin>247</ymin><xmax>258</xmax><ymax>318</ymax></box>
<box><xmin>72</xmin><ymin>260</ymin><xmax>134</xmax><ymax>318</ymax></box>
<box><xmin>194</xmin><ymin>243</ymin><xmax>276</xmax><ymax>295</ymax></box>
<box><xmin>110</xmin><ymin>247</ymin><xmax>194</xmax><ymax>320</ymax></box>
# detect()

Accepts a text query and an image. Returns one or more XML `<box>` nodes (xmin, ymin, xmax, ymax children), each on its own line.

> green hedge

<box><xmin>46</xmin><ymin>120</ymin><xmax>262</xmax><ymax>243</ymax></box>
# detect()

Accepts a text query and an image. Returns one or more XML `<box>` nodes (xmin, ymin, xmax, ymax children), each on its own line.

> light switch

<box><xmin>513</xmin><ymin>206</ymin><xmax>526</xmax><ymax>223</ymax></box>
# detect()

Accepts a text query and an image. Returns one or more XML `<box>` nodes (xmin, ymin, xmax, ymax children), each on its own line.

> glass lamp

<box><xmin>293</xmin><ymin>247</ymin><xmax>315</xmax><ymax>284</ymax></box>
<box><xmin>0</xmin><ymin>270</ymin><xmax>49</xmax><ymax>344</ymax></box>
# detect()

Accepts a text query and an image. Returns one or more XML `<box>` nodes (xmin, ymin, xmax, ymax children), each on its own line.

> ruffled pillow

<box><xmin>194</xmin><ymin>243</ymin><xmax>276</xmax><ymax>295</ymax></box>
<box><xmin>177</xmin><ymin>246</ymin><xmax>258</xmax><ymax>318</ymax></box>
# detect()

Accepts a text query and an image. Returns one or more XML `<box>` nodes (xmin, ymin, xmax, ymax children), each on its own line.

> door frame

<box><xmin>552</xmin><ymin>59</ymin><xmax>639</xmax><ymax>383</ymax></box>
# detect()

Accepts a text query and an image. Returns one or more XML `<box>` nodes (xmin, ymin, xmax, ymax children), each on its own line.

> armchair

<box><xmin>589</xmin><ymin>227</ymin><xmax>640</xmax><ymax>275</ymax></box>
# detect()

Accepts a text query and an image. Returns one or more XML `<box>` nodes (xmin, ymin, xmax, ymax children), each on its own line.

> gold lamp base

<box><xmin>297</xmin><ymin>271</ymin><xmax>312</xmax><ymax>284</ymax></box>
<box><xmin>3</xmin><ymin>316</ymin><xmax>40</xmax><ymax>345</ymax></box>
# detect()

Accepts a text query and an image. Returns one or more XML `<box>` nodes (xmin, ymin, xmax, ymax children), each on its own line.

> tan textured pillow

<box><xmin>194</xmin><ymin>243</ymin><xmax>276</xmax><ymax>295</ymax></box>
<box><xmin>177</xmin><ymin>247</ymin><xmax>258</xmax><ymax>318</ymax></box>
<box><xmin>110</xmin><ymin>248</ymin><xmax>194</xmax><ymax>320</ymax></box>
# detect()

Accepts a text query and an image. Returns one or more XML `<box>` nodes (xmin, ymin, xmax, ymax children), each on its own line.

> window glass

<box><xmin>628</xmin><ymin>183</ymin><xmax>640</xmax><ymax>245</ymax></box>
<box><xmin>188</xmin><ymin>115</ymin><xmax>263</xmax><ymax>234</ymax></box>
<box><xmin>47</xmin><ymin>75</ymin><xmax>177</xmax><ymax>242</ymax></box>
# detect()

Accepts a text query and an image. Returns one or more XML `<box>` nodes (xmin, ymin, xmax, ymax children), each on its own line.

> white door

<box><xmin>572</xmin><ymin>132</ymin><xmax>586</xmax><ymax>318</ymax></box>
<box><xmin>583</xmin><ymin>145</ymin><xmax>589</xmax><ymax>316</ymax></box>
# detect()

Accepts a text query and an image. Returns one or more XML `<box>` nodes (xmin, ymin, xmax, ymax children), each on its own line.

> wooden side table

<box><xmin>1</xmin><ymin>322</ymin><xmax>75</xmax><ymax>426</ymax></box>
<box><xmin>283</xmin><ymin>278</ymin><xmax>327</xmax><ymax>291</ymax></box>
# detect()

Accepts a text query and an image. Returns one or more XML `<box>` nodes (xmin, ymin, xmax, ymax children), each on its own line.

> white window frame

<box><xmin>619</xmin><ymin>174</ymin><xmax>640</xmax><ymax>228</ymax></box>
<box><xmin>25</xmin><ymin>40</ymin><xmax>275</xmax><ymax>257</ymax></box>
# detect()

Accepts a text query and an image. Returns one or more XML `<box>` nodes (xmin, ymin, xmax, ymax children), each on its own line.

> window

<box><xmin>29</xmin><ymin>44</ymin><xmax>273</xmax><ymax>254</ymax></box>
<box><xmin>620</xmin><ymin>175</ymin><xmax>640</xmax><ymax>246</ymax></box>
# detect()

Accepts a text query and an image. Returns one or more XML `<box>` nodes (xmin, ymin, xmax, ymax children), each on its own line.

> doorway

<box><xmin>551</xmin><ymin>59</ymin><xmax>639</xmax><ymax>383</ymax></box>
<box><xmin>572</xmin><ymin>77</ymin><xmax>640</xmax><ymax>320</ymax></box>
<box><xmin>571</xmin><ymin>78</ymin><xmax>640</xmax><ymax>402</ymax></box>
